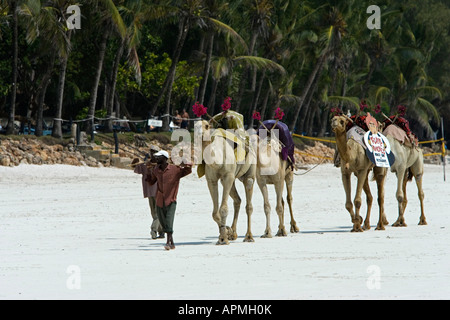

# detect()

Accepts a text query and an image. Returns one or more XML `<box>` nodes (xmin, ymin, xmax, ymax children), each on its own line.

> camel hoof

<box><xmin>243</xmin><ymin>236</ymin><xmax>255</xmax><ymax>243</ymax></box>
<box><xmin>418</xmin><ymin>219</ymin><xmax>427</xmax><ymax>225</ymax></box>
<box><xmin>228</xmin><ymin>232</ymin><xmax>238</xmax><ymax>241</ymax></box>
<box><xmin>261</xmin><ymin>233</ymin><xmax>272</xmax><ymax>238</ymax></box>
<box><xmin>375</xmin><ymin>224</ymin><xmax>385</xmax><ymax>231</ymax></box>
<box><xmin>351</xmin><ymin>226</ymin><xmax>364</xmax><ymax>232</ymax></box>
<box><xmin>216</xmin><ymin>239</ymin><xmax>229</xmax><ymax>245</ymax></box>
<box><xmin>363</xmin><ymin>223</ymin><xmax>371</xmax><ymax>231</ymax></box>
<box><xmin>290</xmin><ymin>224</ymin><xmax>300</xmax><ymax>233</ymax></box>
<box><xmin>392</xmin><ymin>221</ymin><xmax>407</xmax><ymax>227</ymax></box>
<box><xmin>276</xmin><ymin>230</ymin><xmax>287</xmax><ymax>237</ymax></box>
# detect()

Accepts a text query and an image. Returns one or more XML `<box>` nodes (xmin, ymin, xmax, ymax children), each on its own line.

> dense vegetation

<box><xmin>1</xmin><ymin>0</ymin><xmax>449</xmax><ymax>141</ymax></box>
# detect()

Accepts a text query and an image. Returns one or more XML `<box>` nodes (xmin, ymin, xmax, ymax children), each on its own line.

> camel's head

<box><xmin>194</xmin><ymin>120</ymin><xmax>212</xmax><ymax>150</ymax></box>
<box><xmin>331</xmin><ymin>115</ymin><xmax>349</xmax><ymax>134</ymax></box>
<box><xmin>194</xmin><ymin>119</ymin><xmax>210</xmax><ymax>134</ymax></box>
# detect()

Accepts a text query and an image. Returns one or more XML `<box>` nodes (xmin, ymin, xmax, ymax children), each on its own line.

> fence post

<box><xmin>441</xmin><ymin>117</ymin><xmax>446</xmax><ymax>182</ymax></box>
<box><xmin>113</xmin><ymin>129</ymin><xmax>119</xmax><ymax>154</ymax></box>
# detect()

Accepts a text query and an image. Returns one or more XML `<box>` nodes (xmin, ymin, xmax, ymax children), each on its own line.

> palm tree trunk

<box><xmin>235</xmin><ymin>32</ymin><xmax>258</xmax><ymax>113</ymax></box>
<box><xmin>52</xmin><ymin>31</ymin><xmax>72</xmax><ymax>139</ymax></box>
<box><xmin>161</xmin><ymin>17</ymin><xmax>190</xmax><ymax>131</ymax></box>
<box><xmin>106</xmin><ymin>38</ymin><xmax>126</xmax><ymax>132</ymax></box>
<box><xmin>259</xmin><ymin>87</ymin><xmax>271</xmax><ymax>120</ymax></box>
<box><xmin>87</xmin><ymin>29</ymin><xmax>109</xmax><ymax>134</ymax></box>
<box><xmin>6</xmin><ymin>0</ymin><xmax>18</xmax><ymax>135</ymax></box>
<box><xmin>35</xmin><ymin>54</ymin><xmax>56</xmax><ymax>137</ymax></box>
<box><xmin>198</xmin><ymin>32</ymin><xmax>214</xmax><ymax>106</ymax></box>
<box><xmin>361</xmin><ymin>58</ymin><xmax>378</xmax><ymax>100</ymax></box>
<box><xmin>248</xmin><ymin>70</ymin><xmax>266</xmax><ymax>128</ymax></box>
<box><xmin>289</xmin><ymin>52</ymin><xmax>328</xmax><ymax>132</ymax></box>
<box><xmin>208</xmin><ymin>78</ymin><xmax>219</xmax><ymax>114</ymax></box>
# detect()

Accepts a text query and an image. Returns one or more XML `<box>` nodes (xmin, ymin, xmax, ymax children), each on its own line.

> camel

<box><xmin>194</xmin><ymin>120</ymin><xmax>257</xmax><ymax>244</ymax></box>
<box><xmin>383</xmin><ymin>124</ymin><xmax>427</xmax><ymax>227</ymax></box>
<box><xmin>255</xmin><ymin>135</ymin><xmax>299</xmax><ymax>237</ymax></box>
<box><xmin>331</xmin><ymin>115</ymin><xmax>388</xmax><ymax>231</ymax></box>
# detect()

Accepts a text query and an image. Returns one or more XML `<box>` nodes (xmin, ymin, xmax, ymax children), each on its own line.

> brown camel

<box><xmin>383</xmin><ymin>124</ymin><xmax>427</xmax><ymax>226</ymax></box>
<box><xmin>255</xmin><ymin>135</ymin><xmax>299</xmax><ymax>237</ymax></box>
<box><xmin>194</xmin><ymin>120</ymin><xmax>257</xmax><ymax>244</ymax></box>
<box><xmin>331</xmin><ymin>115</ymin><xmax>388</xmax><ymax>231</ymax></box>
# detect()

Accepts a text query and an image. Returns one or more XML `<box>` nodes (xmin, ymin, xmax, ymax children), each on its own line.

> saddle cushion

<box><xmin>346</xmin><ymin>125</ymin><xmax>367</xmax><ymax>149</ymax></box>
<box><xmin>383</xmin><ymin>124</ymin><xmax>416</xmax><ymax>147</ymax></box>
<box><xmin>258</xmin><ymin>120</ymin><xmax>295</xmax><ymax>166</ymax></box>
<box><xmin>212</xmin><ymin>128</ymin><xmax>246</xmax><ymax>163</ymax></box>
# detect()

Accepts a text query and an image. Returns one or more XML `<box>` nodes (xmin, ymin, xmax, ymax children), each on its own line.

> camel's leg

<box><xmin>217</xmin><ymin>174</ymin><xmax>236</xmax><ymax>244</ymax></box>
<box><xmin>285</xmin><ymin>170</ymin><xmax>299</xmax><ymax>233</ymax></box>
<box><xmin>342</xmin><ymin>172</ymin><xmax>356</xmax><ymax>223</ymax></box>
<box><xmin>275</xmin><ymin>180</ymin><xmax>287</xmax><ymax>237</ymax></box>
<box><xmin>362</xmin><ymin>171</ymin><xmax>373</xmax><ymax>230</ymax></box>
<box><xmin>229</xmin><ymin>182</ymin><xmax>241</xmax><ymax>241</ymax></box>
<box><xmin>411</xmin><ymin>162</ymin><xmax>427</xmax><ymax>225</ymax></box>
<box><xmin>257</xmin><ymin>178</ymin><xmax>272</xmax><ymax>238</ymax></box>
<box><xmin>373</xmin><ymin>167</ymin><xmax>388</xmax><ymax>230</ymax></box>
<box><xmin>206</xmin><ymin>178</ymin><xmax>224</xmax><ymax>243</ymax></box>
<box><xmin>392</xmin><ymin>169</ymin><xmax>408</xmax><ymax>227</ymax></box>
<box><xmin>352</xmin><ymin>171</ymin><xmax>367</xmax><ymax>232</ymax></box>
<box><xmin>243</xmin><ymin>177</ymin><xmax>255</xmax><ymax>242</ymax></box>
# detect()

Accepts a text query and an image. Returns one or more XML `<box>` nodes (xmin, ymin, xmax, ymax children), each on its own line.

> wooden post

<box><xmin>113</xmin><ymin>129</ymin><xmax>119</xmax><ymax>154</ymax></box>
<box><xmin>441</xmin><ymin>117</ymin><xmax>446</xmax><ymax>182</ymax></box>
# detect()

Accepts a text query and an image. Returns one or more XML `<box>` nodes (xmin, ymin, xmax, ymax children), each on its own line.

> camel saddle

<box><xmin>383</xmin><ymin>124</ymin><xmax>418</xmax><ymax>148</ymax></box>
<box><xmin>258</xmin><ymin>120</ymin><xmax>295</xmax><ymax>169</ymax></box>
<box><xmin>196</xmin><ymin>128</ymin><xmax>254</xmax><ymax>178</ymax></box>
<box><xmin>346</xmin><ymin>125</ymin><xmax>367</xmax><ymax>150</ymax></box>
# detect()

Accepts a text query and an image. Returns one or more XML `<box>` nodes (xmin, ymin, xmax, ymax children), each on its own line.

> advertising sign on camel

<box><xmin>363</xmin><ymin>113</ymin><xmax>395</xmax><ymax>167</ymax></box>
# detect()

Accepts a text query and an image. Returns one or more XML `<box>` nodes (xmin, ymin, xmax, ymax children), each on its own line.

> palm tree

<box><xmin>52</xmin><ymin>0</ymin><xmax>79</xmax><ymax>139</ymax></box>
<box><xmin>85</xmin><ymin>0</ymin><xmax>126</xmax><ymax>135</ymax></box>
<box><xmin>5</xmin><ymin>0</ymin><xmax>19</xmax><ymax>134</ymax></box>
<box><xmin>18</xmin><ymin>0</ymin><xmax>71</xmax><ymax>136</ymax></box>
<box><xmin>148</xmin><ymin>0</ymin><xmax>247</xmax><ymax>131</ymax></box>
<box><xmin>103</xmin><ymin>0</ymin><xmax>149</xmax><ymax>132</ymax></box>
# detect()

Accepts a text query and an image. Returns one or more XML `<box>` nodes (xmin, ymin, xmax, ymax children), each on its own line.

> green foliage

<box><xmin>76</xmin><ymin>107</ymin><xmax>107</xmax><ymax>121</ymax></box>
<box><xmin>117</xmin><ymin>52</ymin><xmax>200</xmax><ymax>104</ymax></box>
<box><xmin>2</xmin><ymin>0</ymin><xmax>450</xmax><ymax>140</ymax></box>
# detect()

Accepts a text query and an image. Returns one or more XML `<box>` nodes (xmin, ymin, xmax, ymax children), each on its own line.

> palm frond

<box><xmin>233</xmin><ymin>56</ymin><xmax>285</xmax><ymax>74</ymax></box>
<box><xmin>100</xmin><ymin>0</ymin><xmax>126</xmax><ymax>38</ymax></box>
<box><xmin>374</xmin><ymin>86</ymin><xmax>391</xmax><ymax>103</ymax></box>
<box><xmin>413</xmin><ymin>86</ymin><xmax>443</xmax><ymax>100</ymax></box>
<box><xmin>416</xmin><ymin>97</ymin><xmax>440</xmax><ymax>122</ymax></box>
<box><xmin>326</xmin><ymin>95</ymin><xmax>360</xmax><ymax>110</ymax></box>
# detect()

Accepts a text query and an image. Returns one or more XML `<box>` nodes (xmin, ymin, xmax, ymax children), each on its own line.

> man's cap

<box><xmin>154</xmin><ymin>150</ymin><xmax>169</xmax><ymax>159</ymax></box>
<box><xmin>150</xmin><ymin>144</ymin><xmax>160</xmax><ymax>152</ymax></box>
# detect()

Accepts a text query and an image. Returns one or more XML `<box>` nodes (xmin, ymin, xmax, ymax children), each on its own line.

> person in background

<box><xmin>180</xmin><ymin>109</ymin><xmax>189</xmax><ymax>129</ymax></box>
<box><xmin>131</xmin><ymin>145</ymin><xmax>164</xmax><ymax>239</ymax></box>
<box><xmin>174</xmin><ymin>110</ymin><xmax>182</xmax><ymax>128</ymax></box>
<box><xmin>147</xmin><ymin>150</ymin><xmax>192</xmax><ymax>250</ymax></box>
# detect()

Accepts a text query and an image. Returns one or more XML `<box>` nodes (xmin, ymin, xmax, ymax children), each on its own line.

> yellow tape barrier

<box><xmin>294</xmin><ymin>150</ymin><xmax>333</xmax><ymax>161</ymax></box>
<box><xmin>292</xmin><ymin>133</ymin><xmax>336</xmax><ymax>144</ymax></box>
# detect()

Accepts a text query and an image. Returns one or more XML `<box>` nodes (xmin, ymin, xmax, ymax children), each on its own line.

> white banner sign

<box><xmin>148</xmin><ymin>119</ymin><xmax>163</xmax><ymax>127</ymax></box>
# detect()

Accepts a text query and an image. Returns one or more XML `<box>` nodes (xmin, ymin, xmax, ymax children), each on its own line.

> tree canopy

<box><xmin>0</xmin><ymin>0</ymin><xmax>449</xmax><ymax>140</ymax></box>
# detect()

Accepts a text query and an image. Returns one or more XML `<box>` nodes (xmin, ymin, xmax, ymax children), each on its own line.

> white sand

<box><xmin>0</xmin><ymin>163</ymin><xmax>449</xmax><ymax>299</ymax></box>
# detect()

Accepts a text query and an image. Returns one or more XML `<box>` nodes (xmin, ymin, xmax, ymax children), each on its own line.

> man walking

<box><xmin>147</xmin><ymin>150</ymin><xmax>192</xmax><ymax>250</ymax></box>
<box><xmin>132</xmin><ymin>145</ymin><xmax>164</xmax><ymax>239</ymax></box>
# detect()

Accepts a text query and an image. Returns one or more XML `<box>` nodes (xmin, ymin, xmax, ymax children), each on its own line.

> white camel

<box><xmin>383</xmin><ymin>124</ymin><xmax>427</xmax><ymax>226</ymax></box>
<box><xmin>254</xmin><ymin>128</ymin><xmax>299</xmax><ymax>237</ymax></box>
<box><xmin>194</xmin><ymin>120</ymin><xmax>257</xmax><ymax>244</ymax></box>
